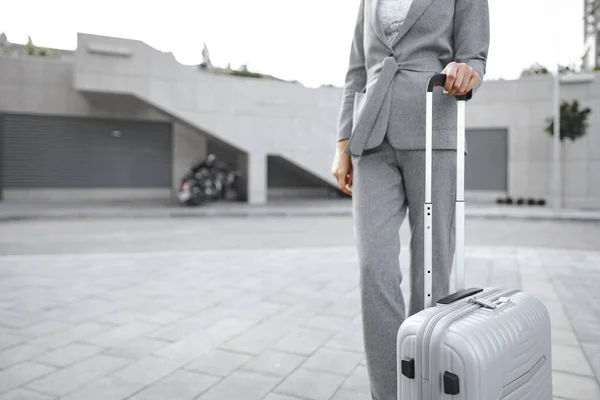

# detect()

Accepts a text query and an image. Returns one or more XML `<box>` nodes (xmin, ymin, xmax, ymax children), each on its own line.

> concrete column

<box><xmin>245</xmin><ymin>152</ymin><xmax>267</xmax><ymax>205</ymax></box>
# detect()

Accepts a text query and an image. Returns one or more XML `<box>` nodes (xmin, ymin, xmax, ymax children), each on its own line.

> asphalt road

<box><xmin>1</xmin><ymin>216</ymin><xmax>599</xmax><ymax>256</ymax></box>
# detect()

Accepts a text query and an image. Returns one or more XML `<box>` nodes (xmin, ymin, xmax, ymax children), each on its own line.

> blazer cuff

<box><xmin>337</xmin><ymin>130</ymin><xmax>351</xmax><ymax>142</ymax></box>
<box><xmin>466</xmin><ymin>59</ymin><xmax>485</xmax><ymax>100</ymax></box>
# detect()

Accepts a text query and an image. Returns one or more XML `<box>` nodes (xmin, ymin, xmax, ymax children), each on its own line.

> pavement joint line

<box><xmin>0</xmin><ymin>245</ymin><xmax>598</xmax><ymax>262</ymax></box>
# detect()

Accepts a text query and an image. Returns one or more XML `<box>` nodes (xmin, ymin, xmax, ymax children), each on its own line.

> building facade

<box><xmin>1</xmin><ymin>33</ymin><xmax>599</xmax><ymax>209</ymax></box>
<box><xmin>583</xmin><ymin>0</ymin><xmax>600</xmax><ymax>70</ymax></box>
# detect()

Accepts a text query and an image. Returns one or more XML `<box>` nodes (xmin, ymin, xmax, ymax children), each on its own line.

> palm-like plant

<box><xmin>545</xmin><ymin>100</ymin><xmax>591</xmax><ymax>142</ymax></box>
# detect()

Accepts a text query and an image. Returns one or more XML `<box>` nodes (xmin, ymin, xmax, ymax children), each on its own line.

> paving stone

<box><xmin>552</xmin><ymin>344</ymin><xmax>596</xmax><ymax>377</ymax></box>
<box><xmin>59</xmin><ymin>375</ymin><xmax>143</xmax><ymax>400</ymax></box>
<box><xmin>266</xmin><ymin>307</ymin><xmax>316</xmax><ymax>329</ymax></box>
<box><xmin>135</xmin><ymin>309</ymin><xmax>188</xmax><ymax>326</ymax></box>
<box><xmin>25</xmin><ymin>354</ymin><xmax>130</xmax><ymax>397</ymax></box>
<box><xmin>302</xmin><ymin>314</ymin><xmax>353</xmax><ymax>332</ymax></box>
<box><xmin>82</xmin><ymin>321</ymin><xmax>160</xmax><ymax>348</ymax></box>
<box><xmin>270</xmin><ymin>328</ymin><xmax>336</xmax><ymax>356</ymax></box>
<box><xmin>51</xmin><ymin>299</ymin><xmax>120</xmax><ymax>324</ymax></box>
<box><xmin>0</xmin><ymin>388</ymin><xmax>54</xmax><ymax>400</ymax></box>
<box><xmin>551</xmin><ymin>327</ymin><xmax>580</xmax><ymax>347</ymax></box>
<box><xmin>153</xmin><ymin>318</ymin><xmax>256</xmax><ymax>361</ymax></box>
<box><xmin>0</xmin><ymin>331</ymin><xmax>27</xmax><ymax>351</ymax></box>
<box><xmin>241</xmin><ymin>350</ymin><xmax>306</xmax><ymax>378</ymax></box>
<box><xmin>95</xmin><ymin>310</ymin><xmax>142</xmax><ymax>326</ymax></box>
<box><xmin>330</xmin><ymin>389</ymin><xmax>367</xmax><ymax>400</ymax></box>
<box><xmin>0</xmin><ymin>310</ymin><xmax>43</xmax><ymax>330</ymax></box>
<box><xmin>320</xmin><ymin>294</ymin><xmax>361</xmax><ymax>319</ymax></box>
<box><xmin>568</xmin><ymin>314</ymin><xmax>600</xmax><ymax>344</ymax></box>
<box><xmin>264</xmin><ymin>291</ymin><xmax>306</xmax><ymax>306</ymax></box>
<box><xmin>220</xmin><ymin>321</ymin><xmax>296</xmax><ymax>355</ymax></box>
<box><xmin>542</xmin><ymin>300</ymin><xmax>575</xmax><ymax>332</ymax></box>
<box><xmin>16</xmin><ymin>320</ymin><xmax>73</xmax><ymax>338</ymax></box>
<box><xmin>274</xmin><ymin>368</ymin><xmax>346</xmax><ymax>400</ymax></box>
<box><xmin>552</xmin><ymin>371</ymin><xmax>600</xmax><ymax>400</ymax></box>
<box><xmin>103</xmin><ymin>336</ymin><xmax>170</xmax><ymax>360</ymax></box>
<box><xmin>197</xmin><ymin>370</ymin><xmax>280</xmax><ymax>400</ymax></box>
<box><xmin>322</xmin><ymin>329</ymin><xmax>364</xmax><ymax>354</ymax></box>
<box><xmin>0</xmin><ymin>362</ymin><xmax>56</xmax><ymax>395</ymax></box>
<box><xmin>302</xmin><ymin>348</ymin><xmax>363</xmax><ymax>375</ymax></box>
<box><xmin>2</xmin><ymin>246</ymin><xmax>600</xmax><ymax>399</ymax></box>
<box><xmin>146</xmin><ymin>315</ymin><xmax>219</xmax><ymax>342</ymax></box>
<box><xmin>262</xmin><ymin>394</ymin><xmax>304</xmax><ymax>400</ymax></box>
<box><xmin>28</xmin><ymin>322</ymin><xmax>112</xmax><ymax>350</ymax></box>
<box><xmin>185</xmin><ymin>349</ymin><xmax>253</xmax><ymax>377</ymax></box>
<box><xmin>581</xmin><ymin>342</ymin><xmax>600</xmax><ymax>382</ymax></box>
<box><xmin>340</xmin><ymin>365</ymin><xmax>371</xmax><ymax>395</ymax></box>
<box><xmin>0</xmin><ymin>344</ymin><xmax>48</xmax><ymax>369</ymax></box>
<box><xmin>34</xmin><ymin>343</ymin><xmax>103</xmax><ymax>368</ymax></box>
<box><xmin>128</xmin><ymin>370</ymin><xmax>220</xmax><ymax>400</ymax></box>
<box><xmin>110</xmin><ymin>355</ymin><xmax>185</xmax><ymax>385</ymax></box>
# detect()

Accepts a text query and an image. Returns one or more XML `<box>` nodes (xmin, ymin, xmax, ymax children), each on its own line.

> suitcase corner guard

<box><xmin>401</xmin><ymin>357</ymin><xmax>415</xmax><ymax>379</ymax></box>
<box><xmin>443</xmin><ymin>371</ymin><xmax>460</xmax><ymax>395</ymax></box>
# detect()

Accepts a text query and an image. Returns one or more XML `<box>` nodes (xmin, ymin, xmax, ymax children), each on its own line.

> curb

<box><xmin>1</xmin><ymin>207</ymin><xmax>600</xmax><ymax>222</ymax></box>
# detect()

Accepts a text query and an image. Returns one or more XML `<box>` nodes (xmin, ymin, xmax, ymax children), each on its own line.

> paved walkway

<box><xmin>0</xmin><ymin>246</ymin><xmax>598</xmax><ymax>399</ymax></box>
<box><xmin>2</xmin><ymin>199</ymin><xmax>600</xmax><ymax>222</ymax></box>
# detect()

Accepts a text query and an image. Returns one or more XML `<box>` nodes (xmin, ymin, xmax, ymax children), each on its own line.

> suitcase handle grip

<box><xmin>426</xmin><ymin>73</ymin><xmax>471</xmax><ymax>101</ymax></box>
<box><xmin>437</xmin><ymin>288</ymin><xmax>483</xmax><ymax>305</ymax></box>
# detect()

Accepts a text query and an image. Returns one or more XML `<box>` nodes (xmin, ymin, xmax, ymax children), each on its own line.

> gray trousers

<box><xmin>351</xmin><ymin>139</ymin><xmax>457</xmax><ymax>400</ymax></box>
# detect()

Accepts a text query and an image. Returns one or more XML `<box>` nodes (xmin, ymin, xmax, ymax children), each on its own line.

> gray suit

<box><xmin>336</xmin><ymin>0</ymin><xmax>489</xmax><ymax>399</ymax></box>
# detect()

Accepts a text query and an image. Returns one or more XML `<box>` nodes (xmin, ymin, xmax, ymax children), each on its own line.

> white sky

<box><xmin>0</xmin><ymin>0</ymin><xmax>584</xmax><ymax>88</ymax></box>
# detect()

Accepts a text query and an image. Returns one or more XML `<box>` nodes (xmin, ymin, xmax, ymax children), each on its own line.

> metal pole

<box><xmin>552</xmin><ymin>70</ymin><xmax>561</xmax><ymax>213</ymax></box>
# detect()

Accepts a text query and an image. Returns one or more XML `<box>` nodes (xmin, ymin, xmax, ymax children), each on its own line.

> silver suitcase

<box><xmin>396</xmin><ymin>75</ymin><xmax>553</xmax><ymax>400</ymax></box>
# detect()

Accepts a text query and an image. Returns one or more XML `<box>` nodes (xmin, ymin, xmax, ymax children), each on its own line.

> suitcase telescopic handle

<box><xmin>423</xmin><ymin>73</ymin><xmax>471</xmax><ymax>309</ymax></box>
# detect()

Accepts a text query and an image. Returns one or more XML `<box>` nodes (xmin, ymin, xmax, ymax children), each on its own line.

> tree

<box><xmin>23</xmin><ymin>35</ymin><xmax>56</xmax><ymax>57</ymax></box>
<box><xmin>520</xmin><ymin>63</ymin><xmax>583</xmax><ymax>78</ymax></box>
<box><xmin>558</xmin><ymin>64</ymin><xmax>581</xmax><ymax>75</ymax></box>
<box><xmin>544</xmin><ymin>100</ymin><xmax>591</xmax><ymax>142</ymax></box>
<box><xmin>520</xmin><ymin>63</ymin><xmax>550</xmax><ymax>77</ymax></box>
<box><xmin>225</xmin><ymin>64</ymin><xmax>266</xmax><ymax>79</ymax></box>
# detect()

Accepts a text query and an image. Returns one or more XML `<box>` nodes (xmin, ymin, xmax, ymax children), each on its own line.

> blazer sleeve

<box><xmin>337</xmin><ymin>0</ymin><xmax>367</xmax><ymax>141</ymax></box>
<box><xmin>453</xmin><ymin>0</ymin><xmax>490</xmax><ymax>100</ymax></box>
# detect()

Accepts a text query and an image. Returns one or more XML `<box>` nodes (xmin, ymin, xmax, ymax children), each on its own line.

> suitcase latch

<box><xmin>468</xmin><ymin>296</ymin><xmax>511</xmax><ymax>310</ymax></box>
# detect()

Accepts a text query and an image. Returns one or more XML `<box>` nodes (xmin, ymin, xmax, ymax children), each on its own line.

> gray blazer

<box><xmin>337</xmin><ymin>0</ymin><xmax>490</xmax><ymax>156</ymax></box>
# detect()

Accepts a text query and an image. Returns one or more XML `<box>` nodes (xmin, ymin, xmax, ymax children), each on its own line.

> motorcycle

<box><xmin>177</xmin><ymin>154</ymin><xmax>240</xmax><ymax>206</ymax></box>
<box><xmin>212</xmin><ymin>163</ymin><xmax>240</xmax><ymax>201</ymax></box>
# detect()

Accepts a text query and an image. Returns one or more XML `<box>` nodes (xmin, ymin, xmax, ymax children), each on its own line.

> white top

<box><xmin>378</xmin><ymin>0</ymin><xmax>415</xmax><ymax>44</ymax></box>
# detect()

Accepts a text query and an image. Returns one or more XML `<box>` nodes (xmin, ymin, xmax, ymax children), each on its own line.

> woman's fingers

<box><xmin>443</xmin><ymin>62</ymin><xmax>479</xmax><ymax>96</ymax></box>
<box><xmin>332</xmin><ymin>153</ymin><xmax>353</xmax><ymax>195</ymax></box>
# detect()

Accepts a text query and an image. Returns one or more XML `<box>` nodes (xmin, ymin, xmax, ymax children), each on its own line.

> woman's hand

<box><xmin>441</xmin><ymin>62</ymin><xmax>479</xmax><ymax>96</ymax></box>
<box><xmin>332</xmin><ymin>140</ymin><xmax>353</xmax><ymax>195</ymax></box>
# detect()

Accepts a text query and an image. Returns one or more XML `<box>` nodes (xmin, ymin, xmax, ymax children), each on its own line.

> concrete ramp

<box><xmin>73</xmin><ymin>33</ymin><xmax>342</xmax><ymax>203</ymax></box>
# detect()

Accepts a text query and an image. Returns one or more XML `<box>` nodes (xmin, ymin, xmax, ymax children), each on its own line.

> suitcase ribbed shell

<box><xmin>397</xmin><ymin>289</ymin><xmax>552</xmax><ymax>400</ymax></box>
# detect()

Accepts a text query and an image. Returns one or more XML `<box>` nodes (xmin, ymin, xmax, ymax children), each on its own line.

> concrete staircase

<box><xmin>73</xmin><ymin>33</ymin><xmax>342</xmax><ymax>203</ymax></box>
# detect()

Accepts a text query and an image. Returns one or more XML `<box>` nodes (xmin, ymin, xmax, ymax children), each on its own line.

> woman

<box><xmin>331</xmin><ymin>0</ymin><xmax>489</xmax><ymax>399</ymax></box>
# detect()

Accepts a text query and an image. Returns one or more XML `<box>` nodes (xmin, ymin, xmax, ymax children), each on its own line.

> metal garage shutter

<box><xmin>2</xmin><ymin>114</ymin><xmax>172</xmax><ymax>188</ymax></box>
<box><xmin>465</xmin><ymin>129</ymin><xmax>508</xmax><ymax>191</ymax></box>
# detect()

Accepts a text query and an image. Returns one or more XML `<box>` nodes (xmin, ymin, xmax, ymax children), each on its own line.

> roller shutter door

<box><xmin>465</xmin><ymin>128</ymin><xmax>508</xmax><ymax>191</ymax></box>
<box><xmin>2</xmin><ymin>114</ymin><xmax>172</xmax><ymax>188</ymax></box>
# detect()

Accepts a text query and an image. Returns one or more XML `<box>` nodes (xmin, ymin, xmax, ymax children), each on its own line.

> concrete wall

<box><xmin>468</xmin><ymin>74</ymin><xmax>600</xmax><ymax>209</ymax></box>
<box><xmin>71</xmin><ymin>33</ymin><xmax>600</xmax><ymax>209</ymax></box>
<box><xmin>72</xmin><ymin>33</ymin><xmax>340</xmax><ymax>204</ymax></box>
<box><xmin>0</xmin><ymin>55</ymin><xmax>207</xmax><ymax>203</ymax></box>
<box><xmin>172</xmin><ymin>122</ymin><xmax>207</xmax><ymax>192</ymax></box>
<box><xmin>2</xmin><ymin>37</ymin><xmax>600</xmax><ymax>209</ymax></box>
